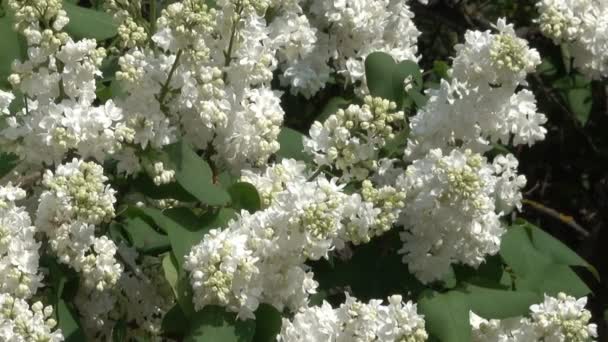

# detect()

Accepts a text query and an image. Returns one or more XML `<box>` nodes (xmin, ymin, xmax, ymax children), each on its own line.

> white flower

<box><xmin>36</xmin><ymin>159</ymin><xmax>122</xmax><ymax>291</ymax></box>
<box><xmin>470</xmin><ymin>311</ymin><xmax>539</xmax><ymax>341</ymax></box>
<box><xmin>530</xmin><ymin>293</ymin><xmax>598</xmax><ymax>341</ymax></box>
<box><xmin>470</xmin><ymin>293</ymin><xmax>597</xmax><ymax>342</ymax></box>
<box><xmin>537</xmin><ymin>0</ymin><xmax>608</xmax><ymax>79</ymax></box>
<box><xmin>278</xmin><ymin>301</ymin><xmax>339</xmax><ymax>342</ymax></box>
<box><xmin>241</xmin><ymin>158</ymin><xmax>308</xmax><ymax>207</ymax></box>
<box><xmin>397</xmin><ymin>148</ymin><xmax>518</xmax><ymax>283</ymax></box>
<box><xmin>405</xmin><ymin>79</ymin><xmax>546</xmax><ymax>159</ymax></box>
<box><xmin>217</xmin><ymin>87</ymin><xmax>284</xmax><ymax>170</ymax></box>
<box><xmin>0</xmin><ymin>183</ymin><xmax>43</xmax><ymax>299</ymax></box>
<box><xmin>0</xmin><ymin>294</ymin><xmax>64</xmax><ymax>342</ymax></box>
<box><xmin>452</xmin><ymin>18</ymin><xmax>541</xmax><ymax>89</ymax></box>
<box><xmin>278</xmin><ymin>294</ymin><xmax>427</xmax><ymax>342</ymax></box>
<box><xmin>304</xmin><ymin>96</ymin><xmax>405</xmax><ymax>181</ymax></box>
<box><xmin>308</xmin><ymin>0</ymin><xmax>421</xmax><ymax>92</ymax></box>
<box><xmin>0</xmin><ymin>91</ymin><xmax>14</xmax><ymax>115</ymax></box>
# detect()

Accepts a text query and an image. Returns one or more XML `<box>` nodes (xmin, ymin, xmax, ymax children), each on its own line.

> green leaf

<box><xmin>365</xmin><ymin>52</ymin><xmax>423</xmax><ymax>108</ymax></box>
<box><xmin>163</xmin><ymin>253</ymin><xmax>180</xmax><ymax>299</ymax></box>
<box><xmin>186</xmin><ymin>306</ymin><xmax>255</xmax><ymax>342</ymax></box>
<box><xmin>433</xmin><ymin>61</ymin><xmax>450</xmax><ymax>79</ymax></box>
<box><xmin>500</xmin><ymin>224</ymin><xmax>591</xmax><ymax>297</ymax></box>
<box><xmin>62</xmin><ymin>1</ymin><xmax>117</xmax><ymax>40</ymax></box>
<box><xmin>0</xmin><ymin>9</ymin><xmax>26</xmax><ymax>89</ymax></box>
<box><xmin>418</xmin><ymin>291</ymin><xmax>471</xmax><ymax>342</ymax></box>
<box><xmin>316</xmin><ymin>97</ymin><xmax>351</xmax><ymax>123</ymax></box>
<box><xmin>43</xmin><ymin>258</ymin><xmax>86</xmax><ymax>342</ymax></box>
<box><xmin>365</xmin><ymin>52</ymin><xmax>397</xmax><ymax>101</ymax></box>
<box><xmin>162</xmin><ymin>304</ymin><xmax>191</xmax><ymax>336</ymax></box>
<box><xmin>112</xmin><ymin>319</ymin><xmax>127</xmax><ymax>342</ymax></box>
<box><xmin>312</xmin><ymin>230</ymin><xmax>424</xmax><ymax>301</ymax></box>
<box><xmin>461</xmin><ymin>285</ymin><xmax>541</xmax><ymax>319</ymax></box>
<box><xmin>553</xmin><ymin>73</ymin><xmax>593</xmax><ymax>126</ymax></box>
<box><xmin>276</xmin><ymin>127</ymin><xmax>311</xmax><ymax>162</ymax></box>
<box><xmin>521</xmin><ymin>219</ymin><xmax>599</xmax><ymax>279</ymax></box>
<box><xmin>58</xmin><ymin>299</ymin><xmax>87</xmax><ymax>342</ymax></box>
<box><xmin>132</xmin><ymin>174</ymin><xmax>197</xmax><ymax>202</ymax></box>
<box><xmin>453</xmin><ymin>255</ymin><xmax>508</xmax><ymax>289</ymax></box>
<box><xmin>0</xmin><ymin>153</ymin><xmax>19</xmax><ymax>178</ymax></box>
<box><xmin>140</xmin><ymin>207</ymin><xmax>236</xmax><ymax>268</ymax></box>
<box><xmin>122</xmin><ymin>215</ymin><xmax>171</xmax><ymax>254</ymax></box>
<box><xmin>165</xmin><ymin>141</ymin><xmax>231</xmax><ymax>206</ymax></box>
<box><xmin>393</xmin><ymin>60</ymin><xmax>423</xmax><ymax>106</ymax></box>
<box><xmin>229</xmin><ymin>182</ymin><xmax>262</xmax><ymax>213</ymax></box>
<box><xmin>253</xmin><ymin>304</ymin><xmax>282</xmax><ymax>342</ymax></box>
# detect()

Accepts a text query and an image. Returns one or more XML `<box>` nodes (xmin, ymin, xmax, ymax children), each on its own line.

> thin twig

<box><xmin>522</xmin><ymin>199</ymin><xmax>589</xmax><ymax>237</ymax></box>
<box><xmin>157</xmin><ymin>49</ymin><xmax>182</xmax><ymax>105</ymax></box>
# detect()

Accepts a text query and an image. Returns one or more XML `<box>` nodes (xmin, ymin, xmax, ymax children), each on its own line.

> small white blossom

<box><xmin>0</xmin><ymin>294</ymin><xmax>64</xmax><ymax>342</ymax></box>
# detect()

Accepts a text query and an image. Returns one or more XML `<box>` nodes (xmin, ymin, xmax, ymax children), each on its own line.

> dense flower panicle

<box><xmin>0</xmin><ymin>184</ymin><xmax>43</xmax><ymax>299</ymax></box>
<box><xmin>530</xmin><ymin>293</ymin><xmax>597</xmax><ymax>341</ymax></box>
<box><xmin>342</xmin><ymin>180</ymin><xmax>406</xmax><ymax>245</ymax></box>
<box><xmin>537</xmin><ymin>0</ymin><xmax>608</xmax><ymax>79</ymax></box>
<box><xmin>397</xmin><ymin>148</ymin><xmax>525</xmax><ymax>283</ymax></box>
<box><xmin>0</xmin><ymin>294</ymin><xmax>64</xmax><ymax>342</ymax></box>
<box><xmin>471</xmin><ymin>293</ymin><xmax>597</xmax><ymax>341</ymax></box>
<box><xmin>0</xmin><ymin>91</ymin><xmax>14</xmax><ymax>115</ymax></box>
<box><xmin>184</xmin><ymin>176</ymin><xmax>348</xmax><ymax>318</ymax></box>
<box><xmin>74</xmin><ymin>245</ymin><xmax>175</xmax><ymax>340</ymax></box>
<box><xmin>36</xmin><ymin>159</ymin><xmax>122</xmax><ymax>291</ymax></box>
<box><xmin>406</xmin><ymin>18</ymin><xmax>546</xmax><ymax>159</ymax></box>
<box><xmin>470</xmin><ymin>312</ymin><xmax>539</xmax><ymax>341</ymax></box>
<box><xmin>217</xmin><ymin>87</ymin><xmax>284</xmax><ymax>169</ymax></box>
<box><xmin>278</xmin><ymin>294</ymin><xmax>427</xmax><ymax>342</ymax></box>
<box><xmin>241</xmin><ymin>158</ymin><xmax>308</xmax><ymax>207</ymax></box>
<box><xmin>308</xmin><ymin>0</ymin><xmax>421</xmax><ymax>93</ymax></box>
<box><xmin>104</xmin><ymin>0</ymin><xmax>148</xmax><ymax>49</ymax></box>
<box><xmin>305</xmin><ymin>96</ymin><xmax>406</xmax><ymax>181</ymax></box>
<box><xmin>152</xmin><ymin>0</ymin><xmax>216</xmax><ymax>54</ymax></box>
<box><xmin>1</xmin><ymin>37</ymin><xmax>129</xmax><ymax>164</ymax></box>
<box><xmin>452</xmin><ymin>18</ymin><xmax>541</xmax><ymax>88</ymax></box>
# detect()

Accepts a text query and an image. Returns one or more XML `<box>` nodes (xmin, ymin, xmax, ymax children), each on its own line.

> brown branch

<box><xmin>522</xmin><ymin>199</ymin><xmax>589</xmax><ymax>237</ymax></box>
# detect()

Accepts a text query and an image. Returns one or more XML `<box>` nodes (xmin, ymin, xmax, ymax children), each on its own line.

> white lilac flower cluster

<box><xmin>1</xmin><ymin>0</ymin><xmax>131</xmax><ymax>165</ymax></box>
<box><xmin>0</xmin><ymin>183</ymin><xmax>42</xmax><ymax>299</ymax></box>
<box><xmin>536</xmin><ymin>0</ymin><xmax>608</xmax><ymax>79</ymax></box>
<box><xmin>73</xmin><ymin>245</ymin><xmax>174</xmax><ymax>339</ymax></box>
<box><xmin>0</xmin><ymin>294</ymin><xmax>64</xmax><ymax>342</ymax></box>
<box><xmin>306</xmin><ymin>0</ymin><xmax>421</xmax><ymax>95</ymax></box>
<box><xmin>278</xmin><ymin>294</ymin><xmax>428</xmax><ymax>342</ymax></box>
<box><xmin>396</xmin><ymin>148</ymin><xmax>524</xmax><ymax>283</ymax></box>
<box><xmin>35</xmin><ymin>159</ymin><xmax>123</xmax><ymax>292</ymax></box>
<box><xmin>406</xmin><ymin>18</ymin><xmax>546</xmax><ymax>160</ymax></box>
<box><xmin>185</xmin><ymin>159</ymin><xmax>406</xmax><ymax>318</ymax></box>
<box><xmin>470</xmin><ymin>293</ymin><xmax>598</xmax><ymax>341</ymax></box>
<box><xmin>1</xmin><ymin>0</ymin><xmax>422</xmax><ymax>177</ymax></box>
<box><xmin>305</xmin><ymin>96</ymin><xmax>406</xmax><ymax>181</ymax></box>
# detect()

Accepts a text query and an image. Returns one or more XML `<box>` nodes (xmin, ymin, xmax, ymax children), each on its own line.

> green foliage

<box><xmin>252</xmin><ymin>304</ymin><xmax>283</xmax><ymax>342</ymax></box>
<box><xmin>121</xmin><ymin>213</ymin><xmax>171</xmax><ymax>254</ymax></box>
<box><xmin>315</xmin><ymin>96</ymin><xmax>351</xmax><ymax>123</ymax></box>
<box><xmin>0</xmin><ymin>153</ymin><xmax>19</xmax><ymax>178</ymax></box>
<box><xmin>0</xmin><ymin>6</ymin><xmax>26</xmax><ymax>89</ymax></box>
<box><xmin>165</xmin><ymin>141</ymin><xmax>231</xmax><ymax>206</ymax></box>
<box><xmin>43</xmin><ymin>258</ymin><xmax>86</xmax><ymax>342</ymax></box>
<box><xmin>418</xmin><ymin>291</ymin><xmax>471</xmax><ymax>342</ymax></box>
<box><xmin>500</xmin><ymin>219</ymin><xmax>593</xmax><ymax>298</ymax></box>
<box><xmin>228</xmin><ymin>182</ymin><xmax>262</xmax><ymax>213</ymax></box>
<box><xmin>62</xmin><ymin>1</ymin><xmax>117</xmax><ymax>40</ymax></box>
<box><xmin>185</xmin><ymin>306</ymin><xmax>255</xmax><ymax>342</ymax></box>
<box><xmin>365</xmin><ymin>52</ymin><xmax>423</xmax><ymax>109</ymax></box>
<box><xmin>276</xmin><ymin>127</ymin><xmax>310</xmax><ymax>162</ymax></box>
